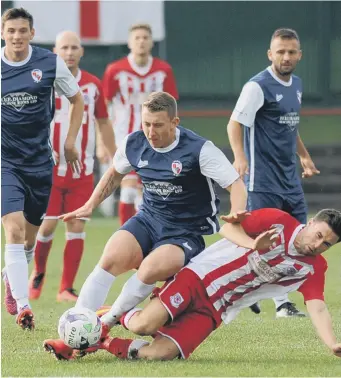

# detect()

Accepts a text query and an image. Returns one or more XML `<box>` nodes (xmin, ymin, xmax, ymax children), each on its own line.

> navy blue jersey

<box><xmin>114</xmin><ymin>126</ymin><xmax>239</xmax><ymax>234</ymax></box>
<box><xmin>231</xmin><ymin>67</ymin><xmax>303</xmax><ymax>194</ymax></box>
<box><xmin>1</xmin><ymin>45</ymin><xmax>79</xmax><ymax>171</ymax></box>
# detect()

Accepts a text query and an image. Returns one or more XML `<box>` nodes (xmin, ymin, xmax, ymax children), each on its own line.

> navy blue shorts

<box><xmin>247</xmin><ymin>191</ymin><xmax>307</xmax><ymax>223</ymax></box>
<box><xmin>1</xmin><ymin>166</ymin><xmax>53</xmax><ymax>226</ymax></box>
<box><xmin>120</xmin><ymin>210</ymin><xmax>206</xmax><ymax>265</ymax></box>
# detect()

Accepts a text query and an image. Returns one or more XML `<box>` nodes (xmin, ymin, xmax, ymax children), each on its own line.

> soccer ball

<box><xmin>58</xmin><ymin>307</ymin><xmax>102</xmax><ymax>350</ymax></box>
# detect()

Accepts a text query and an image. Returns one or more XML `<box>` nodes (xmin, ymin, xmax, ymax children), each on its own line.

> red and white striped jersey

<box><xmin>187</xmin><ymin>208</ymin><xmax>327</xmax><ymax>325</ymax></box>
<box><xmin>102</xmin><ymin>53</ymin><xmax>178</xmax><ymax>145</ymax></box>
<box><xmin>51</xmin><ymin>69</ymin><xmax>108</xmax><ymax>184</ymax></box>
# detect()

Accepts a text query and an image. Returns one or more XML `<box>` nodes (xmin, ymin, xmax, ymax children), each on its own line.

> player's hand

<box><xmin>331</xmin><ymin>343</ymin><xmax>341</xmax><ymax>358</ymax></box>
<box><xmin>64</xmin><ymin>139</ymin><xmax>82</xmax><ymax>174</ymax></box>
<box><xmin>300</xmin><ymin>157</ymin><xmax>320</xmax><ymax>178</ymax></box>
<box><xmin>221</xmin><ymin>210</ymin><xmax>251</xmax><ymax>224</ymax></box>
<box><xmin>96</xmin><ymin>145</ymin><xmax>112</xmax><ymax>164</ymax></box>
<box><xmin>252</xmin><ymin>227</ymin><xmax>279</xmax><ymax>250</ymax></box>
<box><xmin>60</xmin><ymin>203</ymin><xmax>93</xmax><ymax>222</ymax></box>
<box><xmin>233</xmin><ymin>155</ymin><xmax>249</xmax><ymax>180</ymax></box>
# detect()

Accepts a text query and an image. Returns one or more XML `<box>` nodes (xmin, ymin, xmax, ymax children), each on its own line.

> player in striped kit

<box><xmin>100</xmin><ymin>23</ymin><xmax>178</xmax><ymax>223</ymax></box>
<box><xmin>29</xmin><ymin>31</ymin><xmax>116</xmax><ymax>302</ymax></box>
<box><xmin>98</xmin><ymin>208</ymin><xmax>340</xmax><ymax>360</ymax></box>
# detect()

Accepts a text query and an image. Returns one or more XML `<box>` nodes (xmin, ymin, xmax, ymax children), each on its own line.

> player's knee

<box><xmin>129</xmin><ymin>318</ymin><xmax>157</xmax><ymax>336</ymax></box>
<box><xmin>4</xmin><ymin>222</ymin><xmax>25</xmax><ymax>243</ymax></box>
<box><xmin>66</xmin><ymin>219</ymin><xmax>85</xmax><ymax>233</ymax></box>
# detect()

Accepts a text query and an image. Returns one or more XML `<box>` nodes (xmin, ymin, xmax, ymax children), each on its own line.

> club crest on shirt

<box><xmin>171</xmin><ymin>160</ymin><xmax>182</xmax><ymax>176</ymax></box>
<box><xmin>297</xmin><ymin>90</ymin><xmax>302</xmax><ymax>104</ymax></box>
<box><xmin>170</xmin><ymin>293</ymin><xmax>184</xmax><ymax>308</ymax></box>
<box><xmin>31</xmin><ymin>69</ymin><xmax>43</xmax><ymax>83</ymax></box>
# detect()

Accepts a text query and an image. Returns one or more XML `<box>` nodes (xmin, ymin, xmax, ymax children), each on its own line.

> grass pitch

<box><xmin>1</xmin><ymin>218</ymin><xmax>341</xmax><ymax>377</ymax></box>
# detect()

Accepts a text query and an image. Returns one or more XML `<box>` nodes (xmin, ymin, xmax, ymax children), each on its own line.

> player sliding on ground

<box><xmin>44</xmin><ymin>208</ymin><xmax>341</xmax><ymax>360</ymax></box>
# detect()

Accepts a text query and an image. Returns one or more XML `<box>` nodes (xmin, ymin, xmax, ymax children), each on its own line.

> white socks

<box><xmin>273</xmin><ymin>294</ymin><xmax>290</xmax><ymax>309</ymax></box>
<box><xmin>101</xmin><ymin>272</ymin><xmax>155</xmax><ymax>327</ymax></box>
<box><xmin>5</xmin><ymin>244</ymin><xmax>30</xmax><ymax>311</ymax></box>
<box><xmin>76</xmin><ymin>265</ymin><xmax>115</xmax><ymax>311</ymax></box>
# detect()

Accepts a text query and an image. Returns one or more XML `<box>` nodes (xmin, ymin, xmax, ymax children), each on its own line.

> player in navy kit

<box><xmin>44</xmin><ymin>91</ymin><xmax>247</xmax><ymax>357</ymax></box>
<box><xmin>1</xmin><ymin>7</ymin><xmax>84</xmax><ymax>330</ymax></box>
<box><xmin>227</xmin><ymin>28</ymin><xmax>320</xmax><ymax>317</ymax></box>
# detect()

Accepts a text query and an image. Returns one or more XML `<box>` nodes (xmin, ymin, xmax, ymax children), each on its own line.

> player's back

<box><xmin>123</xmin><ymin>126</ymin><xmax>220</xmax><ymax>234</ymax></box>
<box><xmin>102</xmin><ymin>55</ymin><xmax>178</xmax><ymax>145</ymax></box>
<box><xmin>1</xmin><ymin>45</ymin><xmax>58</xmax><ymax>170</ymax></box>
<box><xmin>52</xmin><ymin>69</ymin><xmax>106</xmax><ymax>181</ymax></box>
<box><xmin>244</xmin><ymin>67</ymin><xmax>302</xmax><ymax>193</ymax></box>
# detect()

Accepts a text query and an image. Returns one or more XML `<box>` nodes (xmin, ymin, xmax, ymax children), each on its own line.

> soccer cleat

<box><xmin>2</xmin><ymin>269</ymin><xmax>17</xmax><ymax>315</ymax></box>
<box><xmin>56</xmin><ymin>288</ymin><xmax>78</xmax><ymax>302</ymax></box>
<box><xmin>43</xmin><ymin>339</ymin><xmax>74</xmax><ymax>360</ymax></box>
<box><xmin>29</xmin><ymin>271</ymin><xmax>45</xmax><ymax>300</ymax></box>
<box><xmin>74</xmin><ymin>323</ymin><xmax>110</xmax><ymax>358</ymax></box>
<box><xmin>249</xmin><ymin>302</ymin><xmax>261</xmax><ymax>314</ymax></box>
<box><xmin>16</xmin><ymin>307</ymin><xmax>35</xmax><ymax>330</ymax></box>
<box><xmin>276</xmin><ymin>302</ymin><xmax>306</xmax><ymax>318</ymax></box>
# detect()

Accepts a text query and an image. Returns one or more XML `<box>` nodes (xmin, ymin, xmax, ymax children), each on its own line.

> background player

<box><xmin>28</xmin><ymin>31</ymin><xmax>116</xmax><ymax>303</ymax></box>
<box><xmin>100</xmin><ymin>23</ymin><xmax>178</xmax><ymax>223</ymax></box>
<box><xmin>1</xmin><ymin>8</ymin><xmax>84</xmax><ymax>330</ymax></box>
<box><xmin>227</xmin><ymin>28</ymin><xmax>320</xmax><ymax>317</ymax></box>
<box><xmin>44</xmin><ymin>91</ymin><xmax>247</xmax><ymax>357</ymax></box>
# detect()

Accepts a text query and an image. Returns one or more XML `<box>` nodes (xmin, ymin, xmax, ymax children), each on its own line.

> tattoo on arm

<box><xmin>99</xmin><ymin>174</ymin><xmax>117</xmax><ymax>203</ymax></box>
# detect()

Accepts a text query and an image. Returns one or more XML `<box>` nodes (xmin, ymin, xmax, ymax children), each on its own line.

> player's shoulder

<box><xmin>291</xmin><ymin>73</ymin><xmax>302</xmax><ymax>83</ymax></box>
<box><xmin>249</xmin><ymin>68</ymin><xmax>270</xmax><ymax>84</ymax></box>
<box><xmin>251</xmin><ymin>208</ymin><xmax>300</xmax><ymax>224</ymax></box>
<box><xmin>313</xmin><ymin>254</ymin><xmax>328</xmax><ymax>273</ymax></box>
<box><xmin>105</xmin><ymin>57</ymin><xmax>129</xmax><ymax>72</ymax></box>
<box><xmin>179</xmin><ymin>126</ymin><xmax>208</xmax><ymax>143</ymax></box>
<box><xmin>152</xmin><ymin>57</ymin><xmax>173</xmax><ymax>71</ymax></box>
<box><xmin>79</xmin><ymin>70</ymin><xmax>101</xmax><ymax>86</ymax></box>
<box><xmin>31</xmin><ymin>45</ymin><xmax>56</xmax><ymax>61</ymax></box>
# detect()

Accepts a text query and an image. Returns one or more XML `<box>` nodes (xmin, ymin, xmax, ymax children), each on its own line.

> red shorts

<box><xmin>153</xmin><ymin>268</ymin><xmax>221</xmax><ymax>359</ymax></box>
<box><xmin>45</xmin><ymin>175</ymin><xmax>94</xmax><ymax>220</ymax></box>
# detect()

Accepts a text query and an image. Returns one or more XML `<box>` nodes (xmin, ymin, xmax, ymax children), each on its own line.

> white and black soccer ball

<box><xmin>58</xmin><ymin>307</ymin><xmax>102</xmax><ymax>350</ymax></box>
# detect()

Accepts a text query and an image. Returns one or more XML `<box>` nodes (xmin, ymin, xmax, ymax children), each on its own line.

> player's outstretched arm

<box><xmin>60</xmin><ymin>165</ymin><xmax>124</xmax><ymax>221</ymax></box>
<box><xmin>226</xmin><ymin>177</ymin><xmax>247</xmax><ymax>214</ymax></box>
<box><xmin>306</xmin><ymin>299</ymin><xmax>341</xmax><ymax>358</ymax></box>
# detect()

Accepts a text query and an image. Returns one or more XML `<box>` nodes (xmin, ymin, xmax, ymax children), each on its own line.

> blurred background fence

<box><xmin>2</xmin><ymin>1</ymin><xmax>340</xmax><ymax>211</ymax></box>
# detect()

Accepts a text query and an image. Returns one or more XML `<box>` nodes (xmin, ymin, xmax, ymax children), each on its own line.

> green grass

<box><xmin>2</xmin><ymin>218</ymin><xmax>341</xmax><ymax>377</ymax></box>
<box><xmin>182</xmin><ymin>115</ymin><xmax>341</xmax><ymax>147</ymax></box>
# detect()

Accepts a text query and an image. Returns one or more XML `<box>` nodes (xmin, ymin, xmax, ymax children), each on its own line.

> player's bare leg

<box><xmin>103</xmin><ymin>334</ymin><xmax>179</xmax><ymax>360</ymax></box>
<box><xmin>119</xmin><ymin>178</ymin><xmax>138</xmax><ymax>225</ymax></box>
<box><xmin>57</xmin><ymin>219</ymin><xmax>86</xmax><ymax>302</ymax></box>
<box><xmin>121</xmin><ymin>297</ymin><xmax>170</xmax><ymax>336</ymax></box>
<box><xmin>2</xmin><ymin>211</ymin><xmax>35</xmax><ymax>329</ymax></box>
<box><xmin>75</xmin><ymin>230</ymin><xmax>143</xmax><ymax>311</ymax></box>
<box><xmin>101</xmin><ymin>244</ymin><xmax>185</xmax><ymax>328</ymax></box>
<box><xmin>29</xmin><ymin>219</ymin><xmax>58</xmax><ymax>300</ymax></box>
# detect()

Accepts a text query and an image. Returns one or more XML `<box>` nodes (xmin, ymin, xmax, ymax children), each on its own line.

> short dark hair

<box><xmin>1</xmin><ymin>7</ymin><xmax>33</xmax><ymax>30</ymax></box>
<box><xmin>143</xmin><ymin>92</ymin><xmax>177</xmax><ymax>119</ymax></box>
<box><xmin>314</xmin><ymin>209</ymin><xmax>341</xmax><ymax>243</ymax></box>
<box><xmin>271</xmin><ymin>28</ymin><xmax>300</xmax><ymax>44</ymax></box>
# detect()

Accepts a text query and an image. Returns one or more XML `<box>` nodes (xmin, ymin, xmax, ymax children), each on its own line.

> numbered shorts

<box><xmin>1</xmin><ymin>165</ymin><xmax>53</xmax><ymax>226</ymax></box>
<box><xmin>152</xmin><ymin>268</ymin><xmax>221</xmax><ymax>359</ymax></box>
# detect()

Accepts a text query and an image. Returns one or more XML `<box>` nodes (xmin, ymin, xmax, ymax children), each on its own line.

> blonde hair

<box><xmin>143</xmin><ymin>92</ymin><xmax>177</xmax><ymax>119</ymax></box>
<box><xmin>129</xmin><ymin>23</ymin><xmax>152</xmax><ymax>35</ymax></box>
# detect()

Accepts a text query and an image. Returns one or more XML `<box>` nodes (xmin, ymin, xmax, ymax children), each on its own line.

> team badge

<box><xmin>170</xmin><ymin>293</ymin><xmax>184</xmax><ymax>308</ymax></box>
<box><xmin>297</xmin><ymin>90</ymin><xmax>302</xmax><ymax>104</ymax></box>
<box><xmin>171</xmin><ymin>160</ymin><xmax>182</xmax><ymax>176</ymax></box>
<box><xmin>31</xmin><ymin>69</ymin><xmax>43</xmax><ymax>83</ymax></box>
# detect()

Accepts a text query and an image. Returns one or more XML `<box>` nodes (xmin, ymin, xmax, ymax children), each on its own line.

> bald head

<box><xmin>54</xmin><ymin>30</ymin><xmax>83</xmax><ymax>73</ymax></box>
